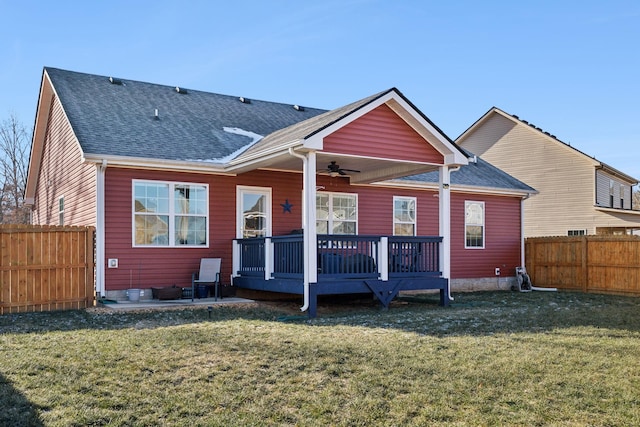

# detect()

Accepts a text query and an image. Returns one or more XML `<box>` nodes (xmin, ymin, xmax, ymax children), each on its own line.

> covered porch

<box><xmin>232</xmin><ymin>233</ymin><xmax>448</xmax><ymax>317</ymax></box>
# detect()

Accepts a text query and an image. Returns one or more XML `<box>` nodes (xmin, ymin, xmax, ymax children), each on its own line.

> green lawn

<box><xmin>1</xmin><ymin>291</ymin><xmax>639</xmax><ymax>426</ymax></box>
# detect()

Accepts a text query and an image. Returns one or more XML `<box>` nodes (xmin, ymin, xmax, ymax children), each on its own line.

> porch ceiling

<box><xmin>254</xmin><ymin>152</ymin><xmax>441</xmax><ymax>184</ymax></box>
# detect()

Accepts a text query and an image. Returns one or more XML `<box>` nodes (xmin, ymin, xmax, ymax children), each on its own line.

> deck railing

<box><xmin>234</xmin><ymin>234</ymin><xmax>442</xmax><ymax>281</ymax></box>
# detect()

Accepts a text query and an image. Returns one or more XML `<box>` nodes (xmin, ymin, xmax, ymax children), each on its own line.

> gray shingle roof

<box><xmin>397</xmin><ymin>148</ymin><xmax>536</xmax><ymax>193</ymax></box>
<box><xmin>46</xmin><ymin>67</ymin><xmax>327</xmax><ymax>162</ymax></box>
<box><xmin>45</xmin><ymin>67</ymin><xmax>534</xmax><ymax>193</ymax></box>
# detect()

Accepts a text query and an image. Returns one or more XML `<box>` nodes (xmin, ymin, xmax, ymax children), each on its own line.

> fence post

<box><xmin>581</xmin><ymin>236</ymin><xmax>588</xmax><ymax>292</ymax></box>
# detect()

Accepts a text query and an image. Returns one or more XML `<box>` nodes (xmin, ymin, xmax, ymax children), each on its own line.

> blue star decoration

<box><xmin>281</xmin><ymin>199</ymin><xmax>293</xmax><ymax>213</ymax></box>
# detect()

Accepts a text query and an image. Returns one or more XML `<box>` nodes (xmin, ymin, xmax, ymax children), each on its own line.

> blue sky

<box><xmin>2</xmin><ymin>0</ymin><xmax>639</xmax><ymax>178</ymax></box>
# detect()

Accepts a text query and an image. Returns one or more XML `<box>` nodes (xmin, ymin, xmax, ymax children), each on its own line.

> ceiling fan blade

<box><xmin>341</xmin><ymin>168</ymin><xmax>361</xmax><ymax>173</ymax></box>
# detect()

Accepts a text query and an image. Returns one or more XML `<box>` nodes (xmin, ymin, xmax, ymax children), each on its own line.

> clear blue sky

<box><xmin>2</xmin><ymin>0</ymin><xmax>639</xmax><ymax>178</ymax></box>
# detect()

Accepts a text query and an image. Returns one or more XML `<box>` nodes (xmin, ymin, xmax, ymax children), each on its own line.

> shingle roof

<box><xmin>45</xmin><ymin>67</ymin><xmax>327</xmax><ymax>163</ymax></box>
<box><xmin>397</xmin><ymin>148</ymin><xmax>536</xmax><ymax>193</ymax></box>
<box><xmin>44</xmin><ymin>67</ymin><xmax>534</xmax><ymax>193</ymax></box>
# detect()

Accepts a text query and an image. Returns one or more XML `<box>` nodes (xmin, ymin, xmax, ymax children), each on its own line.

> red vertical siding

<box><xmin>33</xmin><ymin>96</ymin><xmax>97</xmax><ymax>226</ymax></box>
<box><xmin>323</xmin><ymin>104</ymin><xmax>444</xmax><ymax>164</ymax></box>
<box><xmin>450</xmin><ymin>193</ymin><xmax>522</xmax><ymax>278</ymax></box>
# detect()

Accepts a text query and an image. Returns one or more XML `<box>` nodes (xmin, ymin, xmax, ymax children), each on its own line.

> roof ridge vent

<box><xmin>293</xmin><ymin>104</ymin><xmax>305</xmax><ymax>111</ymax></box>
<box><xmin>239</xmin><ymin>97</ymin><xmax>251</xmax><ymax>104</ymax></box>
<box><xmin>175</xmin><ymin>87</ymin><xmax>188</xmax><ymax>94</ymax></box>
<box><xmin>109</xmin><ymin>77</ymin><xmax>122</xmax><ymax>85</ymax></box>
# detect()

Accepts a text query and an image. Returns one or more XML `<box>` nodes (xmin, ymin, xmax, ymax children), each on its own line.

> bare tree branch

<box><xmin>0</xmin><ymin>113</ymin><xmax>31</xmax><ymax>224</ymax></box>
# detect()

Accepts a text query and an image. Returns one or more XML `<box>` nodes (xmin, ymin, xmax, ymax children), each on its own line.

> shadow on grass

<box><xmin>1</xmin><ymin>291</ymin><xmax>640</xmax><ymax>337</ymax></box>
<box><xmin>0</xmin><ymin>373</ymin><xmax>45</xmax><ymax>426</ymax></box>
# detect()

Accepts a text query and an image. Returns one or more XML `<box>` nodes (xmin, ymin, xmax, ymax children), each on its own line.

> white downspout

<box><xmin>288</xmin><ymin>148</ymin><xmax>311</xmax><ymax>312</ymax></box>
<box><xmin>439</xmin><ymin>165</ymin><xmax>460</xmax><ymax>301</ymax></box>
<box><xmin>96</xmin><ymin>159</ymin><xmax>107</xmax><ymax>298</ymax></box>
<box><xmin>521</xmin><ymin>195</ymin><xmax>528</xmax><ymax>268</ymax></box>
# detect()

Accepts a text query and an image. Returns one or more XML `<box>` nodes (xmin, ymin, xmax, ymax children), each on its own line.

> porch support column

<box><xmin>439</xmin><ymin>166</ymin><xmax>452</xmax><ymax>297</ymax></box>
<box><xmin>305</xmin><ymin>151</ymin><xmax>318</xmax><ymax>283</ymax></box>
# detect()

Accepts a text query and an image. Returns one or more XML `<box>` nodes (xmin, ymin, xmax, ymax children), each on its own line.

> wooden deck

<box><xmin>232</xmin><ymin>234</ymin><xmax>449</xmax><ymax>317</ymax></box>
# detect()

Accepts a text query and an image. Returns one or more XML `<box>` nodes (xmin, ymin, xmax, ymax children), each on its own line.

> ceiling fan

<box><xmin>325</xmin><ymin>161</ymin><xmax>360</xmax><ymax>177</ymax></box>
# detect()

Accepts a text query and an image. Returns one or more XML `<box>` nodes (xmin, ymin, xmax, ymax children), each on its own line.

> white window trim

<box><xmin>58</xmin><ymin>195</ymin><xmax>64</xmax><ymax>226</ymax></box>
<box><xmin>132</xmin><ymin>179</ymin><xmax>209</xmax><ymax>248</ymax></box>
<box><xmin>465</xmin><ymin>200</ymin><xmax>485</xmax><ymax>249</ymax></box>
<box><xmin>236</xmin><ymin>186</ymin><xmax>272</xmax><ymax>239</ymax></box>
<box><xmin>317</xmin><ymin>191</ymin><xmax>358</xmax><ymax>235</ymax></box>
<box><xmin>393</xmin><ymin>196</ymin><xmax>417</xmax><ymax>236</ymax></box>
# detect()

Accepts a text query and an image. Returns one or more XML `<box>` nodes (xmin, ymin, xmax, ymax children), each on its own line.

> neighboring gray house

<box><xmin>457</xmin><ymin>107</ymin><xmax>640</xmax><ymax>237</ymax></box>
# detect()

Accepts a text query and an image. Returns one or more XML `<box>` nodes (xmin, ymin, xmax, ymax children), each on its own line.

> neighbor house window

<box><xmin>58</xmin><ymin>196</ymin><xmax>64</xmax><ymax>225</ymax></box>
<box><xmin>568</xmin><ymin>229</ymin><xmax>586</xmax><ymax>236</ymax></box>
<box><xmin>133</xmin><ymin>180</ymin><xmax>208</xmax><ymax>247</ymax></box>
<box><xmin>465</xmin><ymin>201</ymin><xmax>484</xmax><ymax>248</ymax></box>
<box><xmin>620</xmin><ymin>184</ymin><xmax>625</xmax><ymax>209</ymax></box>
<box><xmin>393</xmin><ymin>196</ymin><xmax>416</xmax><ymax>236</ymax></box>
<box><xmin>317</xmin><ymin>192</ymin><xmax>357</xmax><ymax>234</ymax></box>
<box><xmin>610</xmin><ymin>181</ymin><xmax>615</xmax><ymax>207</ymax></box>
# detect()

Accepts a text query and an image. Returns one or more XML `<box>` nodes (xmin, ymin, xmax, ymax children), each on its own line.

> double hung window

<box><xmin>316</xmin><ymin>192</ymin><xmax>357</xmax><ymax>235</ymax></box>
<box><xmin>465</xmin><ymin>201</ymin><xmax>484</xmax><ymax>248</ymax></box>
<box><xmin>133</xmin><ymin>180</ymin><xmax>208</xmax><ymax>247</ymax></box>
<box><xmin>393</xmin><ymin>196</ymin><xmax>416</xmax><ymax>236</ymax></box>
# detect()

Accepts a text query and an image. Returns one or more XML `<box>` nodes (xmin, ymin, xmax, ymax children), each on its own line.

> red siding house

<box><xmin>25</xmin><ymin>68</ymin><xmax>536</xmax><ymax>316</ymax></box>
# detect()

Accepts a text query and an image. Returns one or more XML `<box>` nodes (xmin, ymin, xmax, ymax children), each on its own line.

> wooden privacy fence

<box><xmin>1</xmin><ymin>225</ymin><xmax>95</xmax><ymax>314</ymax></box>
<box><xmin>525</xmin><ymin>235</ymin><xmax>640</xmax><ymax>296</ymax></box>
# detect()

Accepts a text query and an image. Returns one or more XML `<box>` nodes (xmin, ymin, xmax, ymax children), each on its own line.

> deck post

<box><xmin>379</xmin><ymin>236</ymin><xmax>389</xmax><ymax>281</ymax></box>
<box><xmin>264</xmin><ymin>237</ymin><xmax>272</xmax><ymax>280</ymax></box>
<box><xmin>307</xmin><ymin>282</ymin><xmax>318</xmax><ymax>318</ymax></box>
<box><xmin>232</xmin><ymin>240</ymin><xmax>240</xmax><ymax>278</ymax></box>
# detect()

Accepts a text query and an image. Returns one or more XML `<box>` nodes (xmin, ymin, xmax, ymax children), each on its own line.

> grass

<box><xmin>1</xmin><ymin>291</ymin><xmax>640</xmax><ymax>426</ymax></box>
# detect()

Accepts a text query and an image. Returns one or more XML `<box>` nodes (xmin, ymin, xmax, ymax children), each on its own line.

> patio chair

<box><xmin>191</xmin><ymin>258</ymin><xmax>221</xmax><ymax>301</ymax></box>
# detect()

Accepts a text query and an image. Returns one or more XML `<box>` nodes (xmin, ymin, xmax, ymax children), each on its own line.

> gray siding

<box><xmin>596</xmin><ymin>169</ymin><xmax>632</xmax><ymax>209</ymax></box>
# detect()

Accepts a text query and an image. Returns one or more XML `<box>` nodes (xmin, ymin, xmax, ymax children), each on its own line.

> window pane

<box><xmin>174</xmin><ymin>185</ymin><xmax>207</xmax><ymax>214</ymax></box>
<box><xmin>243</xmin><ymin>193</ymin><xmax>267</xmax><ymax>238</ymax></box>
<box><xmin>135</xmin><ymin>183</ymin><xmax>169</xmax><ymax>213</ymax></box>
<box><xmin>333</xmin><ymin>221</ymin><xmax>356</xmax><ymax>235</ymax></box>
<box><xmin>394</xmin><ymin>199</ymin><xmax>415</xmax><ymax>222</ymax></box>
<box><xmin>334</xmin><ymin>195</ymin><xmax>357</xmax><ymax>220</ymax></box>
<box><xmin>175</xmin><ymin>216</ymin><xmax>207</xmax><ymax>245</ymax></box>
<box><xmin>316</xmin><ymin>220</ymin><xmax>328</xmax><ymax>234</ymax></box>
<box><xmin>135</xmin><ymin>214</ymin><xmax>169</xmax><ymax>245</ymax></box>
<box><xmin>394</xmin><ymin>223</ymin><xmax>415</xmax><ymax>236</ymax></box>
<box><xmin>466</xmin><ymin>225</ymin><xmax>483</xmax><ymax>247</ymax></box>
